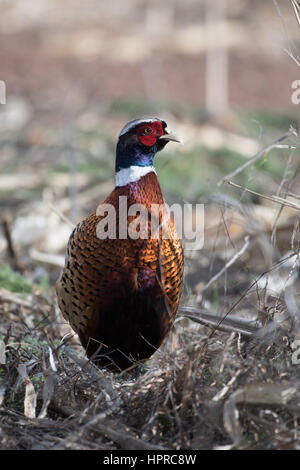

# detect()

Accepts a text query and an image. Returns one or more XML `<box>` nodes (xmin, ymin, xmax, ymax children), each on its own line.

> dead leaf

<box><xmin>17</xmin><ymin>364</ymin><xmax>37</xmax><ymax>419</ymax></box>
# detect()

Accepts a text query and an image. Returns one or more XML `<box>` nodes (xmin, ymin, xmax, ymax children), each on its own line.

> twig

<box><xmin>287</xmin><ymin>191</ymin><xmax>300</xmax><ymax>199</ymax></box>
<box><xmin>62</xmin><ymin>346</ymin><xmax>103</xmax><ymax>380</ymax></box>
<box><xmin>179</xmin><ymin>307</ymin><xmax>260</xmax><ymax>336</ymax></box>
<box><xmin>0</xmin><ymin>287</ymin><xmax>32</xmax><ymax>308</ymax></box>
<box><xmin>29</xmin><ymin>248</ymin><xmax>65</xmax><ymax>268</ymax></box>
<box><xmin>212</xmin><ymin>369</ymin><xmax>243</xmax><ymax>402</ymax></box>
<box><xmin>271</xmin><ymin>195</ymin><xmax>300</xmax><ymax>210</ymax></box>
<box><xmin>217</xmin><ymin>128</ymin><xmax>297</xmax><ymax>186</ymax></box>
<box><xmin>38</xmin><ymin>370</ymin><xmax>56</xmax><ymax>419</ymax></box>
<box><xmin>48</xmin><ymin>202</ymin><xmax>75</xmax><ymax>229</ymax></box>
<box><xmin>87</xmin><ymin>419</ymin><xmax>166</xmax><ymax>450</ymax></box>
<box><xmin>1</xmin><ymin>212</ymin><xmax>23</xmax><ymax>272</ymax></box>
<box><xmin>17</xmin><ymin>364</ymin><xmax>37</xmax><ymax>419</ymax></box>
<box><xmin>202</xmin><ymin>236</ymin><xmax>250</xmax><ymax>292</ymax></box>
<box><xmin>285</xmin><ymin>48</ymin><xmax>300</xmax><ymax>67</ymax></box>
<box><xmin>273</xmin><ymin>0</ymin><xmax>300</xmax><ymax>66</ymax></box>
<box><xmin>271</xmin><ymin>147</ymin><xmax>297</xmax><ymax>246</ymax></box>
<box><xmin>198</xmin><ymin>250</ymin><xmax>300</xmax><ymax>353</ymax></box>
<box><xmin>291</xmin><ymin>0</ymin><xmax>300</xmax><ymax>28</ymax></box>
<box><xmin>227</xmin><ymin>180</ymin><xmax>300</xmax><ymax>211</ymax></box>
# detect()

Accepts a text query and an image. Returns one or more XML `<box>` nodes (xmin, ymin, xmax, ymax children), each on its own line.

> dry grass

<box><xmin>0</xmin><ymin>186</ymin><xmax>299</xmax><ymax>450</ymax></box>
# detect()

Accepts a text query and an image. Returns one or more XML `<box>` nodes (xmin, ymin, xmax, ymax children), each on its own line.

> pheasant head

<box><xmin>115</xmin><ymin>117</ymin><xmax>182</xmax><ymax>187</ymax></box>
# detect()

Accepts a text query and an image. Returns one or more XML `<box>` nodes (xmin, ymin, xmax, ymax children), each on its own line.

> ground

<box><xmin>0</xmin><ymin>0</ymin><xmax>300</xmax><ymax>450</ymax></box>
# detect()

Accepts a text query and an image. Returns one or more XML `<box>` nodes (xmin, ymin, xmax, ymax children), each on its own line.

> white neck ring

<box><xmin>116</xmin><ymin>165</ymin><xmax>156</xmax><ymax>187</ymax></box>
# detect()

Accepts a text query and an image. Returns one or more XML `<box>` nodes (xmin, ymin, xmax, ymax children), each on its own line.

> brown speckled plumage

<box><xmin>56</xmin><ymin>119</ymin><xmax>184</xmax><ymax>372</ymax></box>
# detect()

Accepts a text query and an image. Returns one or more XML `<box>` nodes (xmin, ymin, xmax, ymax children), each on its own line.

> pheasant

<box><xmin>56</xmin><ymin>117</ymin><xmax>184</xmax><ymax>372</ymax></box>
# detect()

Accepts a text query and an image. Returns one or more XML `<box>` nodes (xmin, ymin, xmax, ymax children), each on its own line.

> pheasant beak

<box><xmin>158</xmin><ymin>129</ymin><xmax>183</xmax><ymax>144</ymax></box>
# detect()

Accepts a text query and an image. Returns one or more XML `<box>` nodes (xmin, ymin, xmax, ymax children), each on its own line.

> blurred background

<box><xmin>0</xmin><ymin>0</ymin><xmax>299</xmax><ymax>309</ymax></box>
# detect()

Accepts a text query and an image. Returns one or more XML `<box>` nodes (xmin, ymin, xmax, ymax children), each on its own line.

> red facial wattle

<box><xmin>136</xmin><ymin>122</ymin><xmax>164</xmax><ymax>147</ymax></box>
<box><xmin>139</xmin><ymin>133</ymin><xmax>157</xmax><ymax>146</ymax></box>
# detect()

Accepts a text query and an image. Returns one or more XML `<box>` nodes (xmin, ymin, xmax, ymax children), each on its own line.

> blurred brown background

<box><xmin>0</xmin><ymin>0</ymin><xmax>299</xmax><ymax>296</ymax></box>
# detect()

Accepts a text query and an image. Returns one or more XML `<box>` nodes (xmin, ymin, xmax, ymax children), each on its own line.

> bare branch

<box><xmin>179</xmin><ymin>306</ymin><xmax>260</xmax><ymax>336</ymax></box>
<box><xmin>291</xmin><ymin>0</ymin><xmax>300</xmax><ymax>28</ymax></box>
<box><xmin>217</xmin><ymin>128</ymin><xmax>297</xmax><ymax>186</ymax></box>
<box><xmin>227</xmin><ymin>180</ymin><xmax>300</xmax><ymax>211</ymax></box>
<box><xmin>202</xmin><ymin>236</ymin><xmax>250</xmax><ymax>292</ymax></box>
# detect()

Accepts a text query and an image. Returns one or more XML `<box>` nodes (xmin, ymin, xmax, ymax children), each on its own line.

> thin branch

<box><xmin>48</xmin><ymin>202</ymin><xmax>75</xmax><ymax>229</ymax></box>
<box><xmin>285</xmin><ymin>48</ymin><xmax>300</xmax><ymax>67</ymax></box>
<box><xmin>202</xmin><ymin>236</ymin><xmax>250</xmax><ymax>292</ymax></box>
<box><xmin>291</xmin><ymin>0</ymin><xmax>300</xmax><ymax>28</ymax></box>
<box><xmin>287</xmin><ymin>191</ymin><xmax>300</xmax><ymax>199</ymax></box>
<box><xmin>273</xmin><ymin>0</ymin><xmax>299</xmax><ymax>59</ymax></box>
<box><xmin>227</xmin><ymin>180</ymin><xmax>300</xmax><ymax>211</ymax></box>
<box><xmin>29</xmin><ymin>248</ymin><xmax>65</xmax><ymax>268</ymax></box>
<box><xmin>217</xmin><ymin>128</ymin><xmax>297</xmax><ymax>186</ymax></box>
<box><xmin>179</xmin><ymin>307</ymin><xmax>260</xmax><ymax>336</ymax></box>
<box><xmin>1</xmin><ymin>212</ymin><xmax>23</xmax><ymax>272</ymax></box>
<box><xmin>211</xmin><ymin>369</ymin><xmax>243</xmax><ymax>402</ymax></box>
<box><xmin>198</xmin><ymin>250</ymin><xmax>300</xmax><ymax>353</ymax></box>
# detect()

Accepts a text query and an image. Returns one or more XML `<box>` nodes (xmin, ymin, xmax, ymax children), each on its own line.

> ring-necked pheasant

<box><xmin>56</xmin><ymin>117</ymin><xmax>184</xmax><ymax>372</ymax></box>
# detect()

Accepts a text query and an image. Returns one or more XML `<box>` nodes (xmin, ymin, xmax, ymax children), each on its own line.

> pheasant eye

<box><xmin>144</xmin><ymin>127</ymin><xmax>152</xmax><ymax>135</ymax></box>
